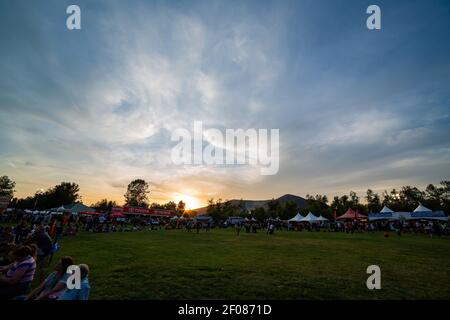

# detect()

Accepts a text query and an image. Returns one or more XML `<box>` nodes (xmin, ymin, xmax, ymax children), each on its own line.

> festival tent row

<box><xmin>368</xmin><ymin>203</ymin><xmax>449</xmax><ymax>222</ymax></box>
<box><xmin>112</xmin><ymin>206</ymin><xmax>176</xmax><ymax>217</ymax></box>
<box><xmin>45</xmin><ymin>203</ymin><xmax>96</xmax><ymax>215</ymax></box>
<box><xmin>13</xmin><ymin>204</ymin><xmax>175</xmax><ymax>219</ymax></box>
<box><xmin>39</xmin><ymin>204</ymin><xmax>175</xmax><ymax>217</ymax></box>
<box><xmin>288</xmin><ymin>204</ymin><xmax>448</xmax><ymax>223</ymax></box>
<box><xmin>18</xmin><ymin>203</ymin><xmax>97</xmax><ymax>216</ymax></box>
<box><xmin>288</xmin><ymin>212</ymin><xmax>329</xmax><ymax>223</ymax></box>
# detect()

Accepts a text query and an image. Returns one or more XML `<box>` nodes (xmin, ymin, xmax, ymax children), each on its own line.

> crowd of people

<box><xmin>0</xmin><ymin>206</ymin><xmax>448</xmax><ymax>300</ymax></box>
<box><xmin>0</xmin><ymin>215</ymin><xmax>91</xmax><ymax>300</ymax></box>
<box><xmin>216</xmin><ymin>217</ymin><xmax>449</xmax><ymax>238</ymax></box>
<box><xmin>280</xmin><ymin>219</ymin><xmax>449</xmax><ymax>237</ymax></box>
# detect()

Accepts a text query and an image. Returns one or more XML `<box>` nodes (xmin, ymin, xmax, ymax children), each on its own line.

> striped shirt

<box><xmin>6</xmin><ymin>256</ymin><xmax>36</xmax><ymax>283</ymax></box>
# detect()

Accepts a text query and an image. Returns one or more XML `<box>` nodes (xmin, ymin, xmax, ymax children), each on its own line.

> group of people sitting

<box><xmin>0</xmin><ymin>224</ymin><xmax>53</xmax><ymax>265</ymax></box>
<box><xmin>0</xmin><ymin>244</ymin><xmax>90</xmax><ymax>300</ymax></box>
<box><xmin>0</xmin><ymin>219</ymin><xmax>91</xmax><ymax>300</ymax></box>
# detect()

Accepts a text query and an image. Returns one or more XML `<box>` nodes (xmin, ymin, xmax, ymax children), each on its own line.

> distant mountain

<box><xmin>276</xmin><ymin>194</ymin><xmax>308</xmax><ymax>208</ymax></box>
<box><xmin>190</xmin><ymin>194</ymin><xmax>309</xmax><ymax>215</ymax></box>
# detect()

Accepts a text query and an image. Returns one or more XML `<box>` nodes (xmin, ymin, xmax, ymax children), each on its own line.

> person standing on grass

<box><xmin>267</xmin><ymin>222</ymin><xmax>275</xmax><ymax>235</ymax></box>
<box><xmin>244</xmin><ymin>221</ymin><xmax>251</xmax><ymax>233</ymax></box>
<box><xmin>235</xmin><ymin>222</ymin><xmax>242</xmax><ymax>237</ymax></box>
<box><xmin>186</xmin><ymin>221</ymin><xmax>192</xmax><ymax>232</ymax></box>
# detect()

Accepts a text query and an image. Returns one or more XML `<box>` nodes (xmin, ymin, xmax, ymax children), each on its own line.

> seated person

<box><xmin>26</xmin><ymin>256</ymin><xmax>74</xmax><ymax>300</ymax></box>
<box><xmin>59</xmin><ymin>264</ymin><xmax>90</xmax><ymax>300</ymax></box>
<box><xmin>35</xmin><ymin>226</ymin><xmax>53</xmax><ymax>257</ymax></box>
<box><xmin>0</xmin><ymin>246</ymin><xmax>36</xmax><ymax>299</ymax></box>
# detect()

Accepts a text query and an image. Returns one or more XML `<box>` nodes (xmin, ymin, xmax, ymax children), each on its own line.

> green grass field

<box><xmin>33</xmin><ymin>229</ymin><xmax>450</xmax><ymax>300</ymax></box>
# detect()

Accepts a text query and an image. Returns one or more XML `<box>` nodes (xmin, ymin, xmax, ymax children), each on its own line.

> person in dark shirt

<box><xmin>35</xmin><ymin>226</ymin><xmax>52</xmax><ymax>257</ymax></box>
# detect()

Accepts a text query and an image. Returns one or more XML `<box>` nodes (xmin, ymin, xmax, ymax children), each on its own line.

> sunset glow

<box><xmin>173</xmin><ymin>193</ymin><xmax>202</xmax><ymax>210</ymax></box>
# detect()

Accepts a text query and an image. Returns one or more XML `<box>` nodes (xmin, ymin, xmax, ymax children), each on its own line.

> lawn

<box><xmin>33</xmin><ymin>229</ymin><xmax>450</xmax><ymax>300</ymax></box>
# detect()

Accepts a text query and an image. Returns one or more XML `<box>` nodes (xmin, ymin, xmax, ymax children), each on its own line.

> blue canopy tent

<box><xmin>368</xmin><ymin>206</ymin><xmax>394</xmax><ymax>221</ymax></box>
<box><xmin>406</xmin><ymin>204</ymin><xmax>448</xmax><ymax>221</ymax></box>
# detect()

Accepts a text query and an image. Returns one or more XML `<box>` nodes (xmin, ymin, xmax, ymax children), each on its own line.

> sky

<box><xmin>1</xmin><ymin>0</ymin><xmax>449</xmax><ymax>209</ymax></box>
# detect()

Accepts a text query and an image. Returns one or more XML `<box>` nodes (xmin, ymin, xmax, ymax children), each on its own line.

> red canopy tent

<box><xmin>336</xmin><ymin>208</ymin><xmax>366</xmax><ymax>220</ymax></box>
<box><xmin>111</xmin><ymin>206</ymin><xmax>176</xmax><ymax>217</ymax></box>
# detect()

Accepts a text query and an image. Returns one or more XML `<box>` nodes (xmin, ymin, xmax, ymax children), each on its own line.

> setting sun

<box><xmin>172</xmin><ymin>193</ymin><xmax>202</xmax><ymax>210</ymax></box>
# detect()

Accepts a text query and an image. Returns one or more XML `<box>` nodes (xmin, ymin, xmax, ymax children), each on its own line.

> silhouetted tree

<box><xmin>124</xmin><ymin>179</ymin><xmax>150</xmax><ymax>208</ymax></box>
<box><xmin>91</xmin><ymin>199</ymin><xmax>117</xmax><ymax>212</ymax></box>
<box><xmin>0</xmin><ymin>175</ymin><xmax>16</xmax><ymax>198</ymax></box>
<box><xmin>176</xmin><ymin>200</ymin><xmax>186</xmax><ymax>215</ymax></box>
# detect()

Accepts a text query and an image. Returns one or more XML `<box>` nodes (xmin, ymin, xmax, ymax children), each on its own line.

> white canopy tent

<box><xmin>380</xmin><ymin>206</ymin><xmax>394</xmax><ymax>213</ymax></box>
<box><xmin>317</xmin><ymin>215</ymin><xmax>328</xmax><ymax>222</ymax></box>
<box><xmin>413</xmin><ymin>203</ymin><xmax>432</xmax><ymax>212</ymax></box>
<box><xmin>408</xmin><ymin>203</ymin><xmax>447</xmax><ymax>221</ymax></box>
<box><xmin>288</xmin><ymin>213</ymin><xmax>304</xmax><ymax>222</ymax></box>
<box><xmin>369</xmin><ymin>206</ymin><xmax>396</xmax><ymax>221</ymax></box>
<box><xmin>300</xmin><ymin>212</ymin><xmax>319</xmax><ymax>223</ymax></box>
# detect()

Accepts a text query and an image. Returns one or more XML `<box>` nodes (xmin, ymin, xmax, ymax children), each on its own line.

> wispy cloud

<box><xmin>0</xmin><ymin>0</ymin><xmax>449</xmax><ymax>205</ymax></box>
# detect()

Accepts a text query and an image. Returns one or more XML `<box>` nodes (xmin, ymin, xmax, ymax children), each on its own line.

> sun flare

<box><xmin>173</xmin><ymin>193</ymin><xmax>201</xmax><ymax>210</ymax></box>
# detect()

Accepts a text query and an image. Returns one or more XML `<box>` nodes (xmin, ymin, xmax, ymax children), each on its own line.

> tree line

<box><xmin>1</xmin><ymin>175</ymin><xmax>448</xmax><ymax>218</ymax></box>
<box><xmin>205</xmin><ymin>181</ymin><xmax>450</xmax><ymax>223</ymax></box>
<box><xmin>7</xmin><ymin>181</ymin><xmax>81</xmax><ymax>210</ymax></box>
<box><xmin>0</xmin><ymin>176</ymin><xmax>186</xmax><ymax>214</ymax></box>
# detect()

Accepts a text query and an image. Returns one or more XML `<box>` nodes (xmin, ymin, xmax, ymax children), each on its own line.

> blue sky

<box><xmin>1</xmin><ymin>0</ymin><xmax>449</xmax><ymax>207</ymax></box>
